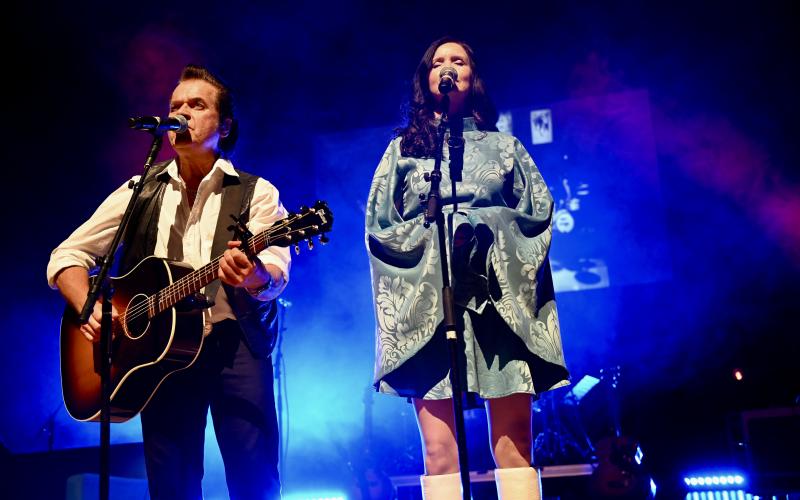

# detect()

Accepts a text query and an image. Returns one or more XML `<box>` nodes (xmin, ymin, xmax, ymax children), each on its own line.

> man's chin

<box><xmin>170</xmin><ymin>140</ymin><xmax>194</xmax><ymax>152</ymax></box>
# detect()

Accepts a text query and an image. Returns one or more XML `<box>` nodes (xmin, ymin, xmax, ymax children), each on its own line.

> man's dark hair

<box><xmin>179</xmin><ymin>64</ymin><xmax>238</xmax><ymax>157</ymax></box>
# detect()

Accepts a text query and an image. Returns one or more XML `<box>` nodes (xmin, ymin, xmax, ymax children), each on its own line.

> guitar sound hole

<box><xmin>124</xmin><ymin>294</ymin><xmax>151</xmax><ymax>340</ymax></box>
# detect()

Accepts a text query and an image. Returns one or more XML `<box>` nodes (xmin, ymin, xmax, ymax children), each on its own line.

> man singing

<box><xmin>47</xmin><ymin>64</ymin><xmax>290</xmax><ymax>499</ymax></box>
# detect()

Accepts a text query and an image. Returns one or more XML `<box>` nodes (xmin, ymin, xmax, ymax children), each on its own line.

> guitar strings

<box><xmin>124</xmin><ymin>209</ymin><xmax>328</xmax><ymax>322</ymax></box>
<box><xmin>123</xmin><ymin>219</ymin><xmax>291</xmax><ymax>322</ymax></box>
<box><xmin>122</xmin><ymin>215</ymin><xmax>319</xmax><ymax>324</ymax></box>
<box><xmin>124</xmin><ymin>228</ymin><xmax>273</xmax><ymax>322</ymax></box>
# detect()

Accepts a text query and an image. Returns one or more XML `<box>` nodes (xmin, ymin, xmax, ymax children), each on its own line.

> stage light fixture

<box><xmin>683</xmin><ymin>472</ymin><xmax>747</xmax><ymax>490</ymax></box>
<box><xmin>684</xmin><ymin>491</ymin><xmax>754</xmax><ymax>500</ymax></box>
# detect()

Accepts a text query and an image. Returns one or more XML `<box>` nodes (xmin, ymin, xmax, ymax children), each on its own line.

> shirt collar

<box><xmin>159</xmin><ymin>157</ymin><xmax>239</xmax><ymax>184</ymax></box>
<box><xmin>213</xmin><ymin>157</ymin><xmax>239</xmax><ymax>178</ymax></box>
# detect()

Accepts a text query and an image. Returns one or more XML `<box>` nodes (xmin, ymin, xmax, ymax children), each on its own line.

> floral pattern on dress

<box><xmin>366</xmin><ymin>118</ymin><xmax>569</xmax><ymax>398</ymax></box>
<box><xmin>374</xmin><ymin>275</ymin><xmax>439</xmax><ymax>373</ymax></box>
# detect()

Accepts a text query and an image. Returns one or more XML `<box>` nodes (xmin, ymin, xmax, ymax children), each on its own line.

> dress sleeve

<box><xmin>511</xmin><ymin>136</ymin><xmax>555</xmax><ymax>222</ymax></box>
<box><xmin>365</xmin><ymin>139</ymin><xmax>405</xmax><ymax>232</ymax></box>
<box><xmin>480</xmin><ymin>136</ymin><xmax>565</xmax><ymax>369</ymax></box>
<box><xmin>365</xmin><ymin>139</ymin><xmax>444</xmax><ymax>382</ymax></box>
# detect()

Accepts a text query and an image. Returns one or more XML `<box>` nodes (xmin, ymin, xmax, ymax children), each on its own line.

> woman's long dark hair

<box><xmin>397</xmin><ymin>37</ymin><xmax>498</xmax><ymax>158</ymax></box>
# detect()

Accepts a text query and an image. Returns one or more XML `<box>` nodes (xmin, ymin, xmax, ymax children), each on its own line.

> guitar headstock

<box><xmin>267</xmin><ymin>200</ymin><xmax>333</xmax><ymax>252</ymax></box>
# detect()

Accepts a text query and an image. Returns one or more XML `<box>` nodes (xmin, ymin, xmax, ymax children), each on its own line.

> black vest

<box><xmin>118</xmin><ymin>160</ymin><xmax>279</xmax><ymax>358</ymax></box>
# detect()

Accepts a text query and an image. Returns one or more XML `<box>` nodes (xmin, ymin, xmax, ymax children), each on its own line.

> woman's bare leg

<box><xmin>486</xmin><ymin>393</ymin><xmax>533</xmax><ymax>468</ymax></box>
<box><xmin>413</xmin><ymin>398</ymin><xmax>459</xmax><ymax>475</ymax></box>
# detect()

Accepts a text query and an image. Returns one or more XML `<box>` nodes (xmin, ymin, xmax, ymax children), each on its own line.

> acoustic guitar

<box><xmin>60</xmin><ymin>201</ymin><xmax>332</xmax><ymax>422</ymax></box>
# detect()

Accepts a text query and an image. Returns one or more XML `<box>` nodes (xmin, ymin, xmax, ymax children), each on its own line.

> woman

<box><xmin>365</xmin><ymin>37</ymin><xmax>569</xmax><ymax>500</ymax></box>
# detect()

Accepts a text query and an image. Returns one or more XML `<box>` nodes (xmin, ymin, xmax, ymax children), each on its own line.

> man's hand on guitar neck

<box><xmin>219</xmin><ymin>240</ymin><xmax>284</xmax><ymax>299</ymax></box>
<box><xmin>54</xmin><ymin>266</ymin><xmax>120</xmax><ymax>343</ymax></box>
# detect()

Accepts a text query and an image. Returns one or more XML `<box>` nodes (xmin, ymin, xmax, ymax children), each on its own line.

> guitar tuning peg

<box><xmin>294</xmin><ymin>244</ymin><xmax>300</xmax><ymax>255</ymax></box>
<box><xmin>300</xmin><ymin>205</ymin><xmax>309</xmax><ymax>213</ymax></box>
<box><xmin>307</xmin><ymin>239</ymin><xmax>314</xmax><ymax>250</ymax></box>
<box><xmin>319</xmin><ymin>234</ymin><xmax>329</xmax><ymax>245</ymax></box>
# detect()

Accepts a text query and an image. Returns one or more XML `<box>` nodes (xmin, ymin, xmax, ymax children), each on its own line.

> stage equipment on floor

<box><xmin>741</xmin><ymin>406</ymin><xmax>800</xmax><ymax>495</ymax></box>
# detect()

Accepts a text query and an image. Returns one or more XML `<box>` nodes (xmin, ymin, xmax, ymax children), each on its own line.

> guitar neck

<box><xmin>148</xmin><ymin>201</ymin><xmax>331</xmax><ymax>317</ymax></box>
<box><xmin>150</xmin><ymin>223</ymin><xmax>278</xmax><ymax>315</ymax></box>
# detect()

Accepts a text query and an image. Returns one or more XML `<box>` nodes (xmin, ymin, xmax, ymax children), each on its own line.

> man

<box><xmin>47</xmin><ymin>64</ymin><xmax>290</xmax><ymax>499</ymax></box>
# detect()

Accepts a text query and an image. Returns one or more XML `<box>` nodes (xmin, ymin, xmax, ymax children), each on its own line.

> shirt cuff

<box><xmin>246</xmin><ymin>256</ymin><xmax>289</xmax><ymax>301</ymax></box>
<box><xmin>47</xmin><ymin>250</ymin><xmax>97</xmax><ymax>289</ymax></box>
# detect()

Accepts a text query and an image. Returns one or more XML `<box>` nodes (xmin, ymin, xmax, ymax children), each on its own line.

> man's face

<box><xmin>168</xmin><ymin>79</ymin><xmax>228</xmax><ymax>155</ymax></box>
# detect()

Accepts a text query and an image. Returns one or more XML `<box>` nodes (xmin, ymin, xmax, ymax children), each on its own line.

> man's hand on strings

<box><xmin>219</xmin><ymin>240</ymin><xmax>269</xmax><ymax>289</ymax></box>
<box><xmin>80</xmin><ymin>300</ymin><xmax>120</xmax><ymax>343</ymax></box>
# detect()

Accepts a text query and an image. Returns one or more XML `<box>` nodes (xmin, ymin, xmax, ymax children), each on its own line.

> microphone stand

<box><xmin>275</xmin><ymin>297</ymin><xmax>291</xmax><ymax>481</ymax></box>
<box><xmin>423</xmin><ymin>93</ymin><xmax>471</xmax><ymax>499</ymax></box>
<box><xmin>77</xmin><ymin>131</ymin><xmax>166</xmax><ymax>500</ymax></box>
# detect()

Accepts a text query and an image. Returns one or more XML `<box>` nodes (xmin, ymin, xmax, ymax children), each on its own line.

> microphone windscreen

<box><xmin>438</xmin><ymin>67</ymin><xmax>458</xmax><ymax>93</ymax></box>
<box><xmin>439</xmin><ymin>66</ymin><xmax>458</xmax><ymax>81</ymax></box>
<box><xmin>173</xmin><ymin>115</ymin><xmax>189</xmax><ymax>133</ymax></box>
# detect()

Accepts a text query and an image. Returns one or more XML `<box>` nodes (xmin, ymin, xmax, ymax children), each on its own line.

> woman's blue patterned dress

<box><xmin>366</xmin><ymin>118</ymin><xmax>569</xmax><ymax>400</ymax></box>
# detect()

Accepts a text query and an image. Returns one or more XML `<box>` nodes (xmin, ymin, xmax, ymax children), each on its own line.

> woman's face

<box><xmin>428</xmin><ymin>42</ymin><xmax>472</xmax><ymax>111</ymax></box>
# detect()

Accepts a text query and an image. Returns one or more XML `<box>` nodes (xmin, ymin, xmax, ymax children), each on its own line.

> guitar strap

<box><xmin>203</xmin><ymin>170</ymin><xmax>257</xmax><ymax>302</ymax></box>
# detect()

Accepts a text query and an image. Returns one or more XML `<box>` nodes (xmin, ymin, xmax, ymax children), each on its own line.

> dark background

<box><xmin>3</xmin><ymin>1</ymin><xmax>799</xmax><ymax>497</ymax></box>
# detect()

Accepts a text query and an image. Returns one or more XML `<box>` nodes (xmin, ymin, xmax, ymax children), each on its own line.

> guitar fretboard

<box><xmin>121</xmin><ymin>204</ymin><xmax>329</xmax><ymax>323</ymax></box>
<box><xmin>145</xmin><ymin>222</ymin><xmax>279</xmax><ymax>317</ymax></box>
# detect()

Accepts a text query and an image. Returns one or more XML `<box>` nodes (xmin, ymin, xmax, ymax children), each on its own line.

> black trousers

<box><xmin>141</xmin><ymin>319</ymin><xmax>280</xmax><ymax>500</ymax></box>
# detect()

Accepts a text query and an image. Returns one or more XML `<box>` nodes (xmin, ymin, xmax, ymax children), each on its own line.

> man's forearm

<box><xmin>54</xmin><ymin>266</ymin><xmax>91</xmax><ymax>313</ymax></box>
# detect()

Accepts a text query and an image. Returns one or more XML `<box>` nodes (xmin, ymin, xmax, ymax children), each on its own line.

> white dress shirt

<box><xmin>47</xmin><ymin>158</ymin><xmax>292</xmax><ymax>334</ymax></box>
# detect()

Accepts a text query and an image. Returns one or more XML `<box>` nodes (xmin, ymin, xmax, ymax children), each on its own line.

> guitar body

<box><xmin>59</xmin><ymin>199</ymin><xmax>334</xmax><ymax>423</ymax></box>
<box><xmin>60</xmin><ymin>256</ymin><xmax>205</xmax><ymax>422</ymax></box>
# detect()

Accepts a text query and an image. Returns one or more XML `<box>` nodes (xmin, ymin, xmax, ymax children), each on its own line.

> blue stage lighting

<box><xmin>683</xmin><ymin>492</ymin><xmax>755</xmax><ymax>500</ymax></box>
<box><xmin>682</xmin><ymin>471</ymin><xmax>748</xmax><ymax>491</ymax></box>
<box><xmin>282</xmin><ymin>493</ymin><xmax>347</xmax><ymax>500</ymax></box>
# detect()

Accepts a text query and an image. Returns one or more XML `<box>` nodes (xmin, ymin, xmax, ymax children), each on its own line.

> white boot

<box><xmin>420</xmin><ymin>472</ymin><xmax>462</xmax><ymax>500</ymax></box>
<box><xmin>494</xmin><ymin>467</ymin><xmax>541</xmax><ymax>500</ymax></box>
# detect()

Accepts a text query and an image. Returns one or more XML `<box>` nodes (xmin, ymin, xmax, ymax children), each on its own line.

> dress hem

<box><xmin>375</xmin><ymin>377</ymin><xmax>571</xmax><ymax>401</ymax></box>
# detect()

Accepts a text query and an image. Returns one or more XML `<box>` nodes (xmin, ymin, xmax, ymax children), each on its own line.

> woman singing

<box><xmin>365</xmin><ymin>37</ymin><xmax>569</xmax><ymax>500</ymax></box>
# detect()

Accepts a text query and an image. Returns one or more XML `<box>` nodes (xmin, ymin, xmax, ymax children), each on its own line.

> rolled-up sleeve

<box><xmin>46</xmin><ymin>179</ymin><xmax>136</xmax><ymax>288</ymax></box>
<box><xmin>246</xmin><ymin>178</ymin><xmax>292</xmax><ymax>299</ymax></box>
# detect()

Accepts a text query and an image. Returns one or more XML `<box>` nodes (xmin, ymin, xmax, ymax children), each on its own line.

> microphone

<box><xmin>128</xmin><ymin>115</ymin><xmax>188</xmax><ymax>133</ymax></box>
<box><xmin>438</xmin><ymin>67</ymin><xmax>458</xmax><ymax>94</ymax></box>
